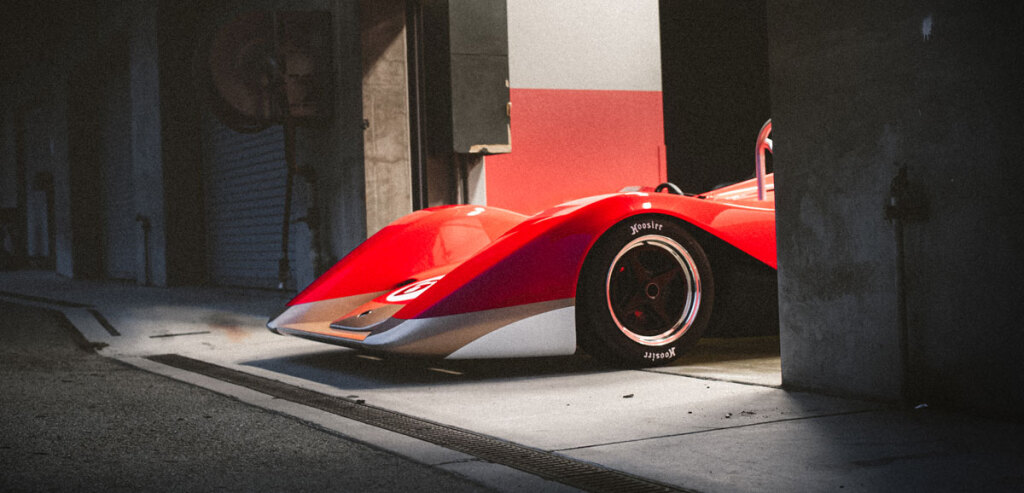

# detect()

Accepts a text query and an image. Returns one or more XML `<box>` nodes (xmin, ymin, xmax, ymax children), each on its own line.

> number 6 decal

<box><xmin>385</xmin><ymin>276</ymin><xmax>445</xmax><ymax>303</ymax></box>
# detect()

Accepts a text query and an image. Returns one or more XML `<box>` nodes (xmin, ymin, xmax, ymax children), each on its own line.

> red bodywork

<box><xmin>298</xmin><ymin>178</ymin><xmax>775</xmax><ymax>315</ymax></box>
<box><xmin>269</xmin><ymin>174</ymin><xmax>775</xmax><ymax>358</ymax></box>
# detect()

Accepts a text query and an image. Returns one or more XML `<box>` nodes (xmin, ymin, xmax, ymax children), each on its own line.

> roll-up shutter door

<box><xmin>203</xmin><ymin>117</ymin><xmax>295</xmax><ymax>288</ymax></box>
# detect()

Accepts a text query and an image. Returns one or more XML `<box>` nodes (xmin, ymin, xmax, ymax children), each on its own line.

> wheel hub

<box><xmin>605</xmin><ymin>235</ymin><xmax>701</xmax><ymax>346</ymax></box>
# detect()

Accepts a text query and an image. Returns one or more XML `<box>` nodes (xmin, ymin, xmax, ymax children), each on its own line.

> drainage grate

<box><xmin>147</xmin><ymin>353</ymin><xmax>692</xmax><ymax>493</ymax></box>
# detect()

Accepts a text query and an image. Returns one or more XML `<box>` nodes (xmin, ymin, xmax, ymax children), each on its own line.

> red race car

<box><xmin>269</xmin><ymin>120</ymin><xmax>775</xmax><ymax>366</ymax></box>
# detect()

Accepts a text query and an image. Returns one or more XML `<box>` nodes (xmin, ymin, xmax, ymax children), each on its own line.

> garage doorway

<box><xmin>657</xmin><ymin>0</ymin><xmax>779</xmax><ymax>385</ymax></box>
<box><xmin>660</xmin><ymin>0</ymin><xmax>772</xmax><ymax>193</ymax></box>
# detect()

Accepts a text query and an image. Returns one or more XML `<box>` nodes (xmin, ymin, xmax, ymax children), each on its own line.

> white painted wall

<box><xmin>507</xmin><ymin>0</ymin><xmax>662</xmax><ymax>91</ymax></box>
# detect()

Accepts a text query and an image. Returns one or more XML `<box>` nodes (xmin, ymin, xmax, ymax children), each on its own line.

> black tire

<box><xmin>576</xmin><ymin>216</ymin><xmax>714</xmax><ymax>366</ymax></box>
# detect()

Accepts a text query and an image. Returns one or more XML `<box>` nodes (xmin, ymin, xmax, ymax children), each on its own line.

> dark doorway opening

<box><xmin>659</xmin><ymin>0</ymin><xmax>772</xmax><ymax>194</ymax></box>
<box><xmin>657</xmin><ymin>2</ymin><xmax>778</xmax><ymax>377</ymax></box>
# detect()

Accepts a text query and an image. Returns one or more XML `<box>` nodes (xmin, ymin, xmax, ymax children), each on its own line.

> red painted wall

<box><xmin>485</xmin><ymin>88</ymin><xmax>666</xmax><ymax>215</ymax></box>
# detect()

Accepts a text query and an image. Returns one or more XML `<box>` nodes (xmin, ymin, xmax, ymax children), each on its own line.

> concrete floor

<box><xmin>656</xmin><ymin>336</ymin><xmax>782</xmax><ymax>387</ymax></box>
<box><xmin>2</xmin><ymin>271</ymin><xmax>1022</xmax><ymax>493</ymax></box>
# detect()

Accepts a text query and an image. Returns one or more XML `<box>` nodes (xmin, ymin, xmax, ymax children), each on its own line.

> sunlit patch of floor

<box><xmin>648</xmin><ymin>336</ymin><xmax>782</xmax><ymax>387</ymax></box>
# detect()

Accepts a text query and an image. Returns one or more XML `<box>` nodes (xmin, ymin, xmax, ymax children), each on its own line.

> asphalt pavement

<box><xmin>2</xmin><ymin>270</ymin><xmax>1023</xmax><ymax>492</ymax></box>
<box><xmin>0</xmin><ymin>300</ymin><xmax>493</xmax><ymax>492</ymax></box>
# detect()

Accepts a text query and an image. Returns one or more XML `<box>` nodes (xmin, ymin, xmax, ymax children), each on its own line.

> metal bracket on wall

<box><xmin>885</xmin><ymin>166</ymin><xmax>929</xmax><ymax>222</ymax></box>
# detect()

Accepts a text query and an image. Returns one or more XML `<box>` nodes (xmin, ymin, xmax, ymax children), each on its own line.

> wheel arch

<box><xmin>574</xmin><ymin>211</ymin><xmax>778</xmax><ymax>339</ymax></box>
<box><xmin>573</xmin><ymin>212</ymin><xmax>717</xmax><ymax>291</ymax></box>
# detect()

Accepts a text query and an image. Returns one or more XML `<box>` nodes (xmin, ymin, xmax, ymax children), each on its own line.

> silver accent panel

<box><xmin>267</xmin><ymin>291</ymin><xmax>386</xmax><ymax>333</ymax></box>
<box><xmin>276</xmin><ymin>298</ymin><xmax>577</xmax><ymax>358</ymax></box>
<box><xmin>364</xmin><ymin>298</ymin><xmax>575</xmax><ymax>357</ymax></box>
<box><xmin>444</xmin><ymin>305</ymin><xmax>576</xmax><ymax>359</ymax></box>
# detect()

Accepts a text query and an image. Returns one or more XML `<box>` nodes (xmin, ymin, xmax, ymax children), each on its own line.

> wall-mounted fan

<box><xmin>201</xmin><ymin>10</ymin><xmax>334</xmax><ymax>132</ymax></box>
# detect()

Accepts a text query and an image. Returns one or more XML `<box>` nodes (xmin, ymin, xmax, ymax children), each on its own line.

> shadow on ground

<box><xmin>242</xmin><ymin>348</ymin><xmax>611</xmax><ymax>390</ymax></box>
<box><xmin>242</xmin><ymin>336</ymin><xmax>782</xmax><ymax>390</ymax></box>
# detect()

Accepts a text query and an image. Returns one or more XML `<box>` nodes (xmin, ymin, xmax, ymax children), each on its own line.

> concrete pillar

<box><xmin>46</xmin><ymin>100</ymin><xmax>71</xmax><ymax>277</ymax></box>
<box><xmin>360</xmin><ymin>0</ymin><xmax>413</xmax><ymax>236</ymax></box>
<box><xmin>130</xmin><ymin>0</ymin><xmax>167</xmax><ymax>286</ymax></box>
<box><xmin>769</xmin><ymin>1</ymin><xmax>1024</xmax><ymax>414</ymax></box>
<box><xmin>464</xmin><ymin>154</ymin><xmax>486</xmax><ymax>206</ymax></box>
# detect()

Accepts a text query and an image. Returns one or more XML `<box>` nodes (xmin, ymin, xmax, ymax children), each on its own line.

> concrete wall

<box><xmin>22</xmin><ymin>104</ymin><xmax>63</xmax><ymax>264</ymax></box>
<box><xmin>0</xmin><ymin>5</ymin><xmax>84</xmax><ymax>270</ymax></box>
<box><xmin>291</xmin><ymin>0</ymin><xmax>367</xmax><ymax>285</ymax></box>
<box><xmin>163</xmin><ymin>0</ymin><xmax>365</xmax><ymax>289</ymax></box>
<box><xmin>0</xmin><ymin>114</ymin><xmax>15</xmax><ymax>209</ymax></box>
<box><xmin>769</xmin><ymin>1</ymin><xmax>1024</xmax><ymax>414</ymax></box>
<box><xmin>0</xmin><ymin>2</ymin><xmax>148</xmax><ymax>280</ymax></box>
<box><xmin>3</xmin><ymin>0</ymin><xmax>363</xmax><ymax>290</ymax></box>
<box><xmin>131</xmin><ymin>1</ymin><xmax>166</xmax><ymax>286</ymax></box>
<box><xmin>47</xmin><ymin>112</ymin><xmax>66</xmax><ymax>272</ymax></box>
<box><xmin>1</xmin><ymin>0</ymin><xmax>361</xmax><ymax>289</ymax></box>
<box><xmin>156</xmin><ymin>0</ymin><xmax>212</xmax><ymax>286</ymax></box>
<box><xmin>360</xmin><ymin>0</ymin><xmax>413</xmax><ymax>236</ymax></box>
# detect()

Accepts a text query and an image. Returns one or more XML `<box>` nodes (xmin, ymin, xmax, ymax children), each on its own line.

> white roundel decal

<box><xmin>385</xmin><ymin>276</ymin><xmax>445</xmax><ymax>303</ymax></box>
